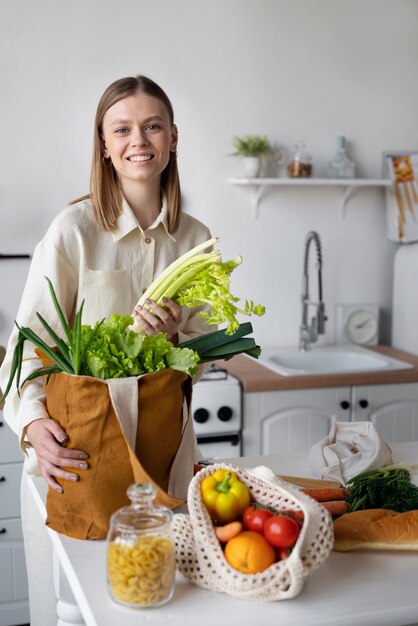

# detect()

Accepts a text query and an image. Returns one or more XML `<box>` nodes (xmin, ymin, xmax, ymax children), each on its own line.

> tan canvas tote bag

<box><xmin>43</xmin><ymin>369</ymin><xmax>197</xmax><ymax>539</ymax></box>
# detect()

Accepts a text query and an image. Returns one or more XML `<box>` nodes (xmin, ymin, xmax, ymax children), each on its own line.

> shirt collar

<box><xmin>111</xmin><ymin>193</ymin><xmax>176</xmax><ymax>242</ymax></box>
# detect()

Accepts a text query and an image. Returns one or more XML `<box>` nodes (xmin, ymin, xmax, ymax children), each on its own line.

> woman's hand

<box><xmin>25</xmin><ymin>418</ymin><xmax>89</xmax><ymax>493</ymax></box>
<box><xmin>133</xmin><ymin>297</ymin><xmax>182</xmax><ymax>343</ymax></box>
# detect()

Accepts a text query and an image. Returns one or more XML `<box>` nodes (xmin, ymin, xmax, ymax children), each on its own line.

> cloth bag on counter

<box><xmin>308</xmin><ymin>421</ymin><xmax>393</xmax><ymax>486</ymax></box>
<box><xmin>172</xmin><ymin>464</ymin><xmax>334</xmax><ymax>602</ymax></box>
<box><xmin>44</xmin><ymin>369</ymin><xmax>198</xmax><ymax>540</ymax></box>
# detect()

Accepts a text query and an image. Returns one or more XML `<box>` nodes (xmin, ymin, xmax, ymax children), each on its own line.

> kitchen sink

<box><xmin>257</xmin><ymin>344</ymin><xmax>414</xmax><ymax>377</ymax></box>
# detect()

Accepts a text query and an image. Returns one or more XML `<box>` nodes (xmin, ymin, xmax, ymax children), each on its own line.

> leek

<box><xmin>177</xmin><ymin>322</ymin><xmax>262</xmax><ymax>363</ymax></box>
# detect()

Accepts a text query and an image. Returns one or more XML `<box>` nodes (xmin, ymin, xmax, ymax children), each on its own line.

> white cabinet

<box><xmin>352</xmin><ymin>383</ymin><xmax>418</xmax><ymax>442</ymax></box>
<box><xmin>243</xmin><ymin>386</ymin><xmax>351</xmax><ymax>456</ymax></box>
<box><xmin>243</xmin><ymin>382</ymin><xmax>418</xmax><ymax>456</ymax></box>
<box><xmin>0</xmin><ymin>409</ymin><xmax>30</xmax><ymax>626</ymax></box>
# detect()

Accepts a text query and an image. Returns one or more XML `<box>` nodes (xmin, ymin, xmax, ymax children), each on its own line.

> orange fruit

<box><xmin>224</xmin><ymin>531</ymin><xmax>275</xmax><ymax>574</ymax></box>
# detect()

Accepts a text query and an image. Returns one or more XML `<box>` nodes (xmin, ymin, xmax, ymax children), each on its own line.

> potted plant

<box><xmin>229</xmin><ymin>135</ymin><xmax>274</xmax><ymax>177</ymax></box>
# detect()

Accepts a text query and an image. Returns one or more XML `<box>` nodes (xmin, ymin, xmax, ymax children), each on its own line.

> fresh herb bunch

<box><xmin>346</xmin><ymin>464</ymin><xmax>418</xmax><ymax>513</ymax></box>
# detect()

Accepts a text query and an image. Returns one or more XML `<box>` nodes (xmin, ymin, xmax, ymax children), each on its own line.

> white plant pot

<box><xmin>243</xmin><ymin>156</ymin><xmax>261</xmax><ymax>178</ymax></box>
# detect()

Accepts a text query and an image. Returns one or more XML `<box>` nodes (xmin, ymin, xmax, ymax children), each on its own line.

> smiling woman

<box><xmin>0</xmin><ymin>74</ymin><xmax>214</xmax><ymax>626</ymax></box>
<box><xmin>101</xmin><ymin>94</ymin><xmax>178</xmax><ymax>227</ymax></box>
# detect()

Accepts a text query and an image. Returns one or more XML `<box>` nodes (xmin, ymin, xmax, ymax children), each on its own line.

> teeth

<box><xmin>129</xmin><ymin>155</ymin><xmax>152</xmax><ymax>162</ymax></box>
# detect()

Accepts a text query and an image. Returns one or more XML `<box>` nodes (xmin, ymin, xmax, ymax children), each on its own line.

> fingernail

<box><xmin>79</xmin><ymin>462</ymin><xmax>88</xmax><ymax>469</ymax></box>
<box><xmin>162</xmin><ymin>296</ymin><xmax>168</xmax><ymax>303</ymax></box>
<box><xmin>135</xmin><ymin>305</ymin><xmax>143</xmax><ymax>311</ymax></box>
<box><xmin>56</xmin><ymin>486</ymin><xmax>63</xmax><ymax>493</ymax></box>
<box><xmin>145</xmin><ymin>298</ymin><xmax>152</xmax><ymax>304</ymax></box>
<box><xmin>69</xmin><ymin>474</ymin><xmax>78</xmax><ymax>482</ymax></box>
<box><xmin>79</xmin><ymin>453</ymin><xmax>88</xmax><ymax>459</ymax></box>
<box><xmin>59</xmin><ymin>435</ymin><xmax>68</xmax><ymax>444</ymax></box>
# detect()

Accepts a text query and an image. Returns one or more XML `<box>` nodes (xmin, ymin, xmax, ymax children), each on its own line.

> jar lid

<box><xmin>109</xmin><ymin>483</ymin><xmax>173</xmax><ymax>535</ymax></box>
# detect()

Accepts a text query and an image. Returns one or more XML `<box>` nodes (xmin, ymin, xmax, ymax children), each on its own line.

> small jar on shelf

<box><xmin>327</xmin><ymin>136</ymin><xmax>356</xmax><ymax>178</ymax></box>
<box><xmin>106</xmin><ymin>483</ymin><xmax>175</xmax><ymax>609</ymax></box>
<box><xmin>287</xmin><ymin>141</ymin><xmax>313</xmax><ymax>178</ymax></box>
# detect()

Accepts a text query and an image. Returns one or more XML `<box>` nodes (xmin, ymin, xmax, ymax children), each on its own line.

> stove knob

<box><xmin>193</xmin><ymin>408</ymin><xmax>209</xmax><ymax>423</ymax></box>
<box><xmin>217</xmin><ymin>406</ymin><xmax>233</xmax><ymax>422</ymax></box>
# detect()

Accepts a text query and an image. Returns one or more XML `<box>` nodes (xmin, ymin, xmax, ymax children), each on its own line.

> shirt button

<box><xmin>144</xmin><ymin>237</ymin><xmax>152</xmax><ymax>244</ymax></box>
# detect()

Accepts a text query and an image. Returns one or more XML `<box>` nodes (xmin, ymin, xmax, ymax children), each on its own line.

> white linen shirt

<box><xmin>0</xmin><ymin>196</ymin><xmax>212</xmax><ymax>473</ymax></box>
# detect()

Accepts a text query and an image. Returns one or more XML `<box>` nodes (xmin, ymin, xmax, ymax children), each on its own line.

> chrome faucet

<box><xmin>299</xmin><ymin>231</ymin><xmax>327</xmax><ymax>351</ymax></box>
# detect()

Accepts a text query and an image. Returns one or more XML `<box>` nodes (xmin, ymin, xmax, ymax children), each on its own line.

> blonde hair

<box><xmin>72</xmin><ymin>75</ymin><xmax>181</xmax><ymax>234</ymax></box>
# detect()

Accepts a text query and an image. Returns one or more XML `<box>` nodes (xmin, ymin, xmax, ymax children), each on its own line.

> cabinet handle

<box><xmin>0</xmin><ymin>476</ymin><xmax>5</xmax><ymax>482</ymax></box>
<box><xmin>0</xmin><ymin>528</ymin><xmax>6</xmax><ymax>535</ymax></box>
<box><xmin>359</xmin><ymin>399</ymin><xmax>369</xmax><ymax>409</ymax></box>
<box><xmin>340</xmin><ymin>401</ymin><xmax>350</xmax><ymax>410</ymax></box>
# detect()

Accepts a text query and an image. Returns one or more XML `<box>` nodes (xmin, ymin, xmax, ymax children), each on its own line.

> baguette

<box><xmin>333</xmin><ymin>509</ymin><xmax>418</xmax><ymax>552</ymax></box>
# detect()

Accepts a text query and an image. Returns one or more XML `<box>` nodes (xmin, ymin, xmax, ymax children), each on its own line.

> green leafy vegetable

<box><xmin>129</xmin><ymin>238</ymin><xmax>265</xmax><ymax>336</ymax></box>
<box><xmin>346</xmin><ymin>464</ymin><xmax>418</xmax><ymax>513</ymax></box>
<box><xmin>0</xmin><ymin>282</ymin><xmax>200</xmax><ymax>401</ymax></box>
<box><xmin>0</xmin><ymin>278</ymin><xmax>263</xmax><ymax>403</ymax></box>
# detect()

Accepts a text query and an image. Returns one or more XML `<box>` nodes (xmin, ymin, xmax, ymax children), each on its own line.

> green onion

<box><xmin>0</xmin><ymin>279</ymin><xmax>83</xmax><ymax>401</ymax></box>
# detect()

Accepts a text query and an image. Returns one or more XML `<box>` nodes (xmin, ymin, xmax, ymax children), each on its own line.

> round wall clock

<box><xmin>336</xmin><ymin>304</ymin><xmax>380</xmax><ymax>346</ymax></box>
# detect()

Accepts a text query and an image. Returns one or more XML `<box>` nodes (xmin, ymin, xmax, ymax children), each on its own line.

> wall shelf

<box><xmin>227</xmin><ymin>177</ymin><xmax>393</xmax><ymax>218</ymax></box>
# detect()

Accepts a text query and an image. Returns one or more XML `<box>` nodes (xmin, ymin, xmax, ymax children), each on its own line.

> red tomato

<box><xmin>276</xmin><ymin>547</ymin><xmax>291</xmax><ymax>561</ymax></box>
<box><xmin>242</xmin><ymin>505</ymin><xmax>256</xmax><ymax>528</ymax></box>
<box><xmin>245</xmin><ymin>508</ymin><xmax>273</xmax><ymax>534</ymax></box>
<box><xmin>263</xmin><ymin>515</ymin><xmax>300</xmax><ymax>548</ymax></box>
<box><xmin>280</xmin><ymin>510</ymin><xmax>304</xmax><ymax>526</ymax></box>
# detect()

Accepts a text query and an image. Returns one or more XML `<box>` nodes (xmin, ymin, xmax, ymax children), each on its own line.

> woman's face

<box><xmin>101</xmin><ymin>92</ymin><xmax>177</xmax><ymax>188</ymax></box>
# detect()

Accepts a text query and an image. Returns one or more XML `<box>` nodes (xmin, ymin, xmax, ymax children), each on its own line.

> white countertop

<box><xmin>29</xmin><ymin>442</ymin><xmax>418</xmax><ymax>626</ymax></box>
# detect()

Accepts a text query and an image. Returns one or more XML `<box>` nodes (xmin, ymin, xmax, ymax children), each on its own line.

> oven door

<box><xmin>197</xmin><ymin>433</ymin><xmax>241</xmax><ymax>460</ymax></box>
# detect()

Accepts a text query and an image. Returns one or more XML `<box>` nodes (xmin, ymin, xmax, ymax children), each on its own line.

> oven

<box><xmin>192</xmin><ymin>364</ymin><xmax>242</xmax><ymax>461</ymax></box>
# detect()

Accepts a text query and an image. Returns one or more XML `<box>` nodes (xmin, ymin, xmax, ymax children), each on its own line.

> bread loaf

<box><xmin>333</xmin><ymin>509</ymin><xmax>418</xmax><ymax>551</ymax></box>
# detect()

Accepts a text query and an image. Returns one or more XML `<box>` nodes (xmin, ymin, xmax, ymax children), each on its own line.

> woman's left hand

<box><xmin>133</xmin><ymin>297</ymin><xmax>182</xmax><ymax>343</ymax></box>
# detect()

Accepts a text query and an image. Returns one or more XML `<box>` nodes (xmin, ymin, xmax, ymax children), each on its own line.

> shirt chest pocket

<box><xmin>80</xmin><ymin>268</ymin><xmax>132</xmax><ymax>325</ymax></box>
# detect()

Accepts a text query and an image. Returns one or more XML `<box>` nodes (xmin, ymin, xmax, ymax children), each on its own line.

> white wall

<box><xmin>1</xmin><ymin>0</ymin><xmax>417</xmax><ymax>349</ymax></box>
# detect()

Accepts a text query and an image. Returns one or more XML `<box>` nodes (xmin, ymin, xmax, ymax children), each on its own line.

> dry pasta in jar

<box><xmin>106</xmin><ymin>483</ymin><xmax>175</xmax><ymax>608</ymax></box>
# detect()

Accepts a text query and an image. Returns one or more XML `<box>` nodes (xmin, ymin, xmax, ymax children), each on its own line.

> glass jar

<box><xmin>287</xmin><ymin>140</ymin><xmax>313</xmax><ymax>178</ymax></box>
<box><xmin>327</xmin><ymin>136</ymin><xmax>356</xmax><ymax>178</ymax></box>
<box><xmin>106</xmin><ymin>483</ymin><xmax>175</xmax><ymax>609</ymax></box>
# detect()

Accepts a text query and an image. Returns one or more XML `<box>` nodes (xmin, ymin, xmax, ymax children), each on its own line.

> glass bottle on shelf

<box><xmin>327</xmin><ymin>136</ymin><xmax>356</xmax><ymax>178</ymax></box>
<box><xmin>106</xmin><ymin>483</ymin><xmax>175</xmax><ymax>609</ymax></box>
<box><xmin>287</xmin><ymin>140</ymin><xmax>313</xmax><ymax>178</ymax></box>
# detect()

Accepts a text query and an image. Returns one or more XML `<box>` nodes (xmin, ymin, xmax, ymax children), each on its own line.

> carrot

<box><xmin>214</xmin><ymin>521</ymin><xmax>243</xmax><ymax>543</ymax></box>
<box><xmin>301</xmin><ymin>487</ymin><xmax>350</xmax><ymax>502</ymax></box>
<box><xmin>320</xmin><ymin>500</ymin><xmax>349</xmax><ymax>516</ymax></box>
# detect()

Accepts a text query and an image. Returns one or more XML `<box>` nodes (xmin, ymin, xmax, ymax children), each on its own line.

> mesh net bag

<box><xmin>172</xmin><ymin>463</ymin><xmax>334</xmax><ymax>602</ymax></box>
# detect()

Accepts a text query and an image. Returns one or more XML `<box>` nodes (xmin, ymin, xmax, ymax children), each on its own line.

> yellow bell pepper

<box><xmin>200</xmin><ymin>469</ymin><xmax>250</xmax><ymax>524</ymax></box>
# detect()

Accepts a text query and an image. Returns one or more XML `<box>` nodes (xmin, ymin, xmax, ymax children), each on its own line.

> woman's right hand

<box><xmin>25</xmin><ymin>418</ymin><xmax>89</xmax><ymax>493</ymax></box>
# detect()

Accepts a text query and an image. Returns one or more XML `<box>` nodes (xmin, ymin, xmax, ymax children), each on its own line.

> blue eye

<box><xmin>115</xmin><ymin>128</ymin><xmax>129</xmax><ymax>134</ymax></box>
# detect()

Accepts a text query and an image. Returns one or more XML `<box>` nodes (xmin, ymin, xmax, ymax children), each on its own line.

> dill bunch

<box><xmin>346</xmin><ymin>465</ymin><xmax>418</xmax><ymax>513</ymax></box>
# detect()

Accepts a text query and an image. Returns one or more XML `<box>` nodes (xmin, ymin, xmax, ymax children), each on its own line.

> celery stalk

<box><xmin>140</xmin><ymin>237</ymin><xmax>219</xmax><ymax>304</ymax></box>
<box><xmin>129</xmin><ymin>237</ymin><xmax>265</xmax><ymax>336</ymax></box>
<box><xmin>143</xmin><ymin>253</ymin><xmax>221</xmax><ymax>306</ymax></box>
